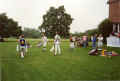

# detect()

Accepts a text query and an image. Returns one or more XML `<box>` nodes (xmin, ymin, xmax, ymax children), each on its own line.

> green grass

<box><xmin>1</xmin><ymin>39</ymin><xmax>120</xmax><ymax>81</ymax></box>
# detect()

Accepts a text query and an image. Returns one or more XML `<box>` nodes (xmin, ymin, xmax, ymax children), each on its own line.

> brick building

<box><xmin>108</xmin><ymin>0</ymin><xmax>120</xmax><ymax>32</ymax></box>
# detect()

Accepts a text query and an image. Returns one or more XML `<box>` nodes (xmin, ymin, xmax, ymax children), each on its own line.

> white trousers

<box><xmin>50</xmin><ymin>45</ymin><xmax>54</xmax><ymax>52</ymax></box>
<box><xmin>70</xmin><ymin>42</ymin><xmax>75</xmax><ymax>48</ymax></box>
<box><xmin>21</xmin><ymin>52</ymin><xmax>24</xmax><ymax>58</ymax></box>
<box><xmin>98</xmin><ymin>41</ymin><xmax>103</xmax><ymax>48</ymax></box>
<box><xmin>55</xmin><ymin>44</ymin><xmax>61</xmax><ymax>55</ymax></box>
<box><xmin>50</xmin><ymin>44</ymin><xmax>61</xmax><ymax>55</ymax></box>
<box><xmin>43</xmin><ymin>42</ymin><xmax>47</xmax><ymax>47</ymax></box>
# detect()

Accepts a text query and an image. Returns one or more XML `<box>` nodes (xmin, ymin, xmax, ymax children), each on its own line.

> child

<box><xmin>18</xmin><ymin>35</ymin><xmax>27</xmax><ymax>58</ymax></box>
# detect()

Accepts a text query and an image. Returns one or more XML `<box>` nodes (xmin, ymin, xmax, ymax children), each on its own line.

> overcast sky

<box><xmin>0</xmin><ymin>0</ymin><xmax>109</xmax><ymax>33</ymax></box>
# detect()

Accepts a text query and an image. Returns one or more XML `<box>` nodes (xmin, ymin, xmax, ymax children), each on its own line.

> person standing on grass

<box><xmin>70</xmin><ymin>36</ymin><xmax>76</xmax><ymax>47</ymax></box>
<box><xmin>18</xmin><ymin>35</ymin><xmax>27</xmax><ymax>58</ymax></box>
<box><xmin>91</xmin><ymin>35</ymin><xmax>93</xmax><ymax>42</ymax></box>
<box><xmin>86</xmin><ymin>35</ymin><xmax>89</xmax><ymax>47</ymax></box>
<box><xmin>69</xmin><ymin>35</ymin><xmax>75</xmax><ymax>49</ymax></box>
<box><xmin>41</xmin><ymin>33</ymin><xmax>48</xmax><ymax>51</ymax></box>
<box><xmin>92</xmin><ymin>34</ymin><xmax>97</xmax><ymax>49</ymax></box>
<box><xmin>50</xmin><ymin>32</ymin><xmax>61</xmax><ymax>56</ymax></box>
<box><xmin>97</xmin><ymin>34</ymin><xmax>103</xmax><ymax>50</ymax></box>
<box><xmin>82</xmin><ymin>34</ymin><xmax>88</xmax><ymax>48</ymax></box>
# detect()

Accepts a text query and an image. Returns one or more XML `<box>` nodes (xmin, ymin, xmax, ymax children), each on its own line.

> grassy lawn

<box><xmin>0</xmin><ymin>39</ymin><xmax>120</xmax><ymax>81</ymax></box>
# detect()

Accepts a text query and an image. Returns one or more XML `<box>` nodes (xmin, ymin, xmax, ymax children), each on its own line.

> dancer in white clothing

<box><xmin>42</xmin><ymin>34</ymin><xmax>48</xmax><ymax>51</ymax></box>
<box><xmin>50</xmin><ymin>32</ymin><xmax>61</xmax><ymax>56</ymax></box>
<box><xmin>97</xmin><ymin>34</ymin><xmax>103</xmax><ymax>50</ymax></box>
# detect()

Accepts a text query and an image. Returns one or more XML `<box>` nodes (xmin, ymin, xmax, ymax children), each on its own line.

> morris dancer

<box><xmin>42</xmin><ymin>34</ymin><xmax>48</xmax><ymax>51</ymax></box>
<box><xmin>50</xmin><ymin>32</ymin><xmax>61</xmax><ymax>56</ymax></box>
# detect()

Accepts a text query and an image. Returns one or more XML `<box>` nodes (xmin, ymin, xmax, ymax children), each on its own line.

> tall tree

<box><xmin>39</xmin><ymin>6</ymin><xmax>73</xmax><ymax>38</ymax></box>
<box><xmin>0</xmin><ymin>13</ymin><xmax>22</xmax><ymax>37</ymax></box>
<box><xmin>98</xmin><ymin>18</ymin><xmax>113</xmax><ymax>43</ymax></box>
<box><xmin>98</xmin><ymin>18</ymin><xmax>113</xmax><ymax>38</ymax></box>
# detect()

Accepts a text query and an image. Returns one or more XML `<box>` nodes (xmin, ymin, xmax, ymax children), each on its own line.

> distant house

<box><xmin>108</xmin><ymin>0</ymin><xmax>120</xmax><ymax>23</ymax></box>
<box><xmin>107</xmin><ymin>0</ymin><xmax>120</xmax><ymax>33</ymax></box>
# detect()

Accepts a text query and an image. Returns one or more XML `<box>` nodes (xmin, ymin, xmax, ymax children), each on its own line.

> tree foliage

<box><xmin>85</xmin><ymin>28</ymin><xmax>99</xmax><ymax>36</ymax></box>
<box><xmin>71</xmin><ymin>32</ymin><xmax>85</xmax><ymax>37</ymax></box>
<box><xmin>23</xmin><ymin>28</ymin><xmax>41</xmax><ymax>38</ymax></box>
<box><xmin>71</xmin><ymin>28</ymin><xmax>99</xmax><ymax>37</ymax></box>
<box><xmin>39</xmin><ymin>6</ymin><xmax>73</xmax><ymax>38</ymax></box>
<box><xmin>0</xmin><ymin>13</ymin><xmax>22</xmax><ymax>37</ymax></box>
<box><xmin>98</xmin><ymin>18</ymin><xmax>113</xmax><ymax>38</ymax></box>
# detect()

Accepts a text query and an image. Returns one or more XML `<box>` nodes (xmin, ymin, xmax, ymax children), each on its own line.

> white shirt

<box><xmin>72</xmin><ymin>37</ymin><xmax>75</xmax><ymax>42</ymax></box>
<box><xmin>97</xmin><ymin>37</ymin><xmax>103</xmax><ymax>42</ymax></box>
<box><xmin>91</xmin><ymin>36</ymin><xmax>93</xmax><ymax>41</ymax></box>
<box><xmin>42</xmin><ymin>36</ymin><xmax>47</xmax><ymax>43</ymax></box>
<box><xmin>54</xmin><ymin>34</ymin><xmax>61</xmax><ymax>44</ymax></box>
